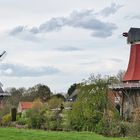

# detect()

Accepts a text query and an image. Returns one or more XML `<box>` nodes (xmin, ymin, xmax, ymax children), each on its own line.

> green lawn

<box><xmin>0</xmin><ymin>128</ymin><xmax>138</xmax><ymax>140</ymax></box>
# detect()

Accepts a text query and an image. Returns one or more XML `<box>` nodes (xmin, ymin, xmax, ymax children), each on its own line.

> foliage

<box><xmin>48</xmin><ymin>96</ymin><xmax>64</xmax><ymax>110</ymax></box>
<box><xmin>1</xmin><ymin>72</ymin><xmax>140</xmax><ymax>138</ymax></box>
<box><xmin>127</xmin><ymin>121</ymin><xmax>140</xmax><ymax>138</ymax></box>
<box><xmin>46</xmin><ymin>111</ymin><xmax>63</xmax><ymax>131</ymax></box>
<box><xmin>16</xmin><ymin>117</ymin><xmax>29</xmax><ymax>125</ymax></box>
<box><xmin>1</xmin><ymin>114</ymin><xmax>11</xmax><ymax>126</ymax></box>
<box><xmin>68</xmin><ymin>74</ymin><xmax>108</xmax><ymax>131</ymax></box>
<box><xmin>26</xmin><ymin>100</ymin><xmax>45</xmax><ymax>129</ymax></box>
<box><xmin>51</xmin><ymin>93</ymin><xmax>65</xmax><ymax>101</ymax></box>
<box><xmin>24</xmin><ymin>84</ymin><xmax>51</xmax><ymax>102</ymax></box>
<box><xmin>32</xmin><ymin>99</ymin><xmax>43</xmax><ymax>109</ymax></box>
<box><xmin>6</xmin><ymin>87</ymin><xmax>25</xmax><ymax>107</ymax></box>
<box><xmin>47</xmin><ymin>97</ymin><xmax>64</xmax><ymax>130</ymax></box>
<box><xmin>95</xmin><ymin>118</ymin><xmax>128</xmax><ymax>137</ymax></box>
<box><xmin>0</xmin><ymin>102</ymin><xmax>11</xmax><ymax>118</ymax></box>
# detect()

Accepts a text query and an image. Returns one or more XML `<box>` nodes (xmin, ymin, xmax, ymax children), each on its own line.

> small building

<box><xmin>17</xmin><ymin>102</ymin><xmax>33</xmax><ymax>113</ymax></box>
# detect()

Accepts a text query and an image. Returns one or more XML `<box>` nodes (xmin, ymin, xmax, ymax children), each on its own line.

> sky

<box><xmin>0</xmin><ymin>0</ymin><xmax>140</xmax><ymax>93</ymax></box>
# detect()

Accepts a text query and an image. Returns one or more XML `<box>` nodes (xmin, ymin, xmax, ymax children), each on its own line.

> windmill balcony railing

<box><xmin>108</xmin><ymin>82</ymin><xmax>140</xmax><ymax>89</ymax></box>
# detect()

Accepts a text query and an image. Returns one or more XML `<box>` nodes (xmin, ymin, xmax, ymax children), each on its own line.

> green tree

<box><xmin>51</xmin><ymin>93</ymin><xmax>65</xmax><ymax>101</ymax></box>
<box><xmin>68</xmin><ymin>74</ymin><xmax>108</xmax><ymax>131</ymax></box>
<box><xmin>23</xmin><ymin>84</ymin><xmax>51</xmax><ymax>102</ymax></box>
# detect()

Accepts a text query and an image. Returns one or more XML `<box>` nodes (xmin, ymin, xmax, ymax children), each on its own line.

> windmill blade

<box><xmin>0</xmin><ymin>51</ymin><xmax>6</xmax><ymax>58</ymax></box>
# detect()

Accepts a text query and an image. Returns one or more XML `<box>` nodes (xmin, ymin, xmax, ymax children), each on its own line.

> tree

<box><xmin>48</xmin><ymin>96</ymin><xmax>64</xmax><ymax>110</ymax></box>
<box><xmin>68</xmin><ymin>74</ymin><xmax>108</xmax><ymax>131</ymax></box>
<box><xmin>35</xmin><ymin>84</ymin><xmax>51</xmax><ymax>102</ymax></box>
<box><xmin>116</xmin><ymin>70</ymin><xmax>125</xmax><ymax>82</ymax></box>
<box><xmin>51</xmin><ymin>93</ymin><xmax>65</xmax><ymax>101</ymax></box>
<box><xmin>23</xmin><ymin>84</ymin><xmax>52</xmax><ymax>102</ymax></box>
<box><xmin>6</xmin><ymin>87</ymin><xmax>25</xmax><ymax>107</ymax></box>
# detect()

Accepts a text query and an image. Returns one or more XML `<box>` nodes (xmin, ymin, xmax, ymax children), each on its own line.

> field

<box><xmin>0</xmin><ymin>128</ymin><xmax>138</xmax><ymax>140</ymax></box>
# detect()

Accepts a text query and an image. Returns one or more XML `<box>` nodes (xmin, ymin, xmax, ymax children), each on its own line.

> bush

<box><xmin>127</xmin><ymin>121</ymin><xmax>140</xmax><ymax>137</ymax></box>
<box><xmin>49</xmin><ymin>120</ymin><xmax>57</xmax><ymax>130</ymax></box>
<box><xmin>95</xmin><ymin>118</ymin><xmax>129</xmax><ymax>137</ymax></box>
<box><xmin>61</xmin><ymin>110</ymin><xmax>71</xmax><ymax>131</ymax></box>
<box><xmin>26</xmin><ymin>109</ymin><xmax>44</xmax><ymax>129</ymax></box>
<box><xmin>17</xmin><ymin>117</ymin><xmax>29</xmax><ymax>125</ymax></box>
<box><xmin>95</xmin><ymin>118</ymin><xmax>109</xmax><ymax>136</ymax></box>
<box><xmin>1</xmin><ymin>114</ymin><xmax>11</xmax><ymax>126</ymax></box>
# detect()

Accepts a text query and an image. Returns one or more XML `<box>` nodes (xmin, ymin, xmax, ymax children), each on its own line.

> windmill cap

<box><xmin>127</xmin><ymin>27</ymin><xmax>140</xmax><ymax>44</ymax></box>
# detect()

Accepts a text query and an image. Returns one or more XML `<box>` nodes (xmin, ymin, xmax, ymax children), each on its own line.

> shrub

<box><xmin>127</xmin><ymin>121</ymin><xmax>140</xmax><ymax>137</ymax></box>
<box><xmin>95</xmin><ymin>118</ymin><xmax>129</xmax><ymax>137</ymax></box>
<box><xmin>26</xmin><ymin>104</ymin><xmax>47</xmax><ymax>129</ymax></box>
<box><xmin>17</xmin><ymin>117</ymin><xmax>29</xmax><ymax>125</ymax></box>
<box><xmin>1</xmin><ymin>114</ymin><xmax>11</xmax><ymax>126</ymax></box>
<box><xmin>49</xmin><ymin>120</ymin><xmax>57</xmax><ymax>130</ymax></box>
<box><xmin>16</xmin><ymin>113</ymin><xmax>22</xmax><ymax>121</ymax></box>
<box><xmin>95</xmin><ymin>118</ymin><xmax>110</xmax><ymax>136</ymax></box>
<box><xmin>26</xmin><ymin>109</ymin><xmax>43</xmax><ymax>129</ymax></box>
<box><xmin>61</xmin><ymin>110</ymin><xmax>71</xmax><ymax>131</ymax></box>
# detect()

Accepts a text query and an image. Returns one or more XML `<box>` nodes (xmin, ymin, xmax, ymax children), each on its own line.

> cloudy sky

<box><xmin>0</xmin><ymin>0</ymin><xmax>140</xmax><ymax>92</ymax></box>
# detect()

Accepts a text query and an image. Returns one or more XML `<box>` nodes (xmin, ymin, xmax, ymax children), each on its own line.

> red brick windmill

<box><xmin>109</xmin><ymin>28</ymin><xmax>140</xmax><ymax>119</ymax></box>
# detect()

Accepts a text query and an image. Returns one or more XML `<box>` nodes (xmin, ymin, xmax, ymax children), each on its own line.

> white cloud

<box><xmin>9</xmin><ymin>6</ymin><xmax>119</xmax><ymax>39</ymax></box>
<box><xmin>100</xmin><ymin>3</ymin><xmax>123</xmax><ymax>17</ymax></box>
<box><xmin>0</xmin><ymin>63</ymin><xmax>60</xmax><ymax>77</ymax></box>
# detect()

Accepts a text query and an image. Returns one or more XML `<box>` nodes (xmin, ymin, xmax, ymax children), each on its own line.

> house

<box><xmin>17</xmin><ymin>102</ymin><xmax>33</xmax><ymax>113</ymax></box>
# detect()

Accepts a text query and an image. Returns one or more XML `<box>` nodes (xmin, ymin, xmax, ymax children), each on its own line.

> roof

<box><xmin>20</xmin><ymin>102</ymin><xmax>33</xmax><ymax>110</ymax></box>
<box><xmin>127</xmin><ymin>27</ymin><xmax>140</xmax><ymax>44</ymax></box>
<box><xmin>123</xmin><ymin>44</ymin><xmax>140</xmax><ymax>81</ymax></box>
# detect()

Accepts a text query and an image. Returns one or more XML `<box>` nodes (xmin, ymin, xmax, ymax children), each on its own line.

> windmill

<box><xmin>0</xmin><ymin>51</ymin><xmax>11</xmax><ymax>108</ymax></box>
<box><xmin>109</xmin><ymin>28</ymin><xmax>140</xmax><ymax>119</ymax></box>
<box><xmin>0</xmin><ymin>51</ymin><xmax>6</xmax><ymax>58</ymax></box>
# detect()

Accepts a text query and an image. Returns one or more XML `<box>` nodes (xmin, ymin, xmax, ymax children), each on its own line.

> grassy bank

<box><xmin>0</xmin><ymin>128</ymin><xmax>138</xmax><ymax>140</ymax></box>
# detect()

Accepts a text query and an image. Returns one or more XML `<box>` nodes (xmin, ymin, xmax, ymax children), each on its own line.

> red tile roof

<box><xmin>20</xmin><ymin>102</ymin><xmax>33</xmax><ymax>110</ymax></box>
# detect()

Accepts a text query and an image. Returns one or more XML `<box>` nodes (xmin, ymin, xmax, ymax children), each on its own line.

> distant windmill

<box><xmin>0</xmin><ymin>51</ymin><xmax>10</xmax><ymax>108</ymax></box>
<box><xmin>0</xmin><ymin>51</ymin><xmax>6</xmax><ymax>87</ymax></box>
<box><xmin>0</xmin><ymin>51</ymin><xmax>6</xmax><ymax>58</ymax></box>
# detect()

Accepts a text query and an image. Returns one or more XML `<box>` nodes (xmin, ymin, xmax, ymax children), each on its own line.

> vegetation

<box><xmin>68</xmin><ymin>75</ymin><xmax>107</xmax><ymax>131</ymax></box>
<box><xmin>0</xmin><ymin>128</ymin><xmax>137</xmax><ymax>140</ymax></box>
<box><xmin>0</xmin><ymin>72</ymin><xmax>140</xmax><ymax>139</ymax></box>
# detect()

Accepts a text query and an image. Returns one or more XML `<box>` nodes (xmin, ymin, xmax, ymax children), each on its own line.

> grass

<box><xmin>0</xmin><ymin>127</ymin><xmax>138</xmax><ymax>140</ymax></box>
